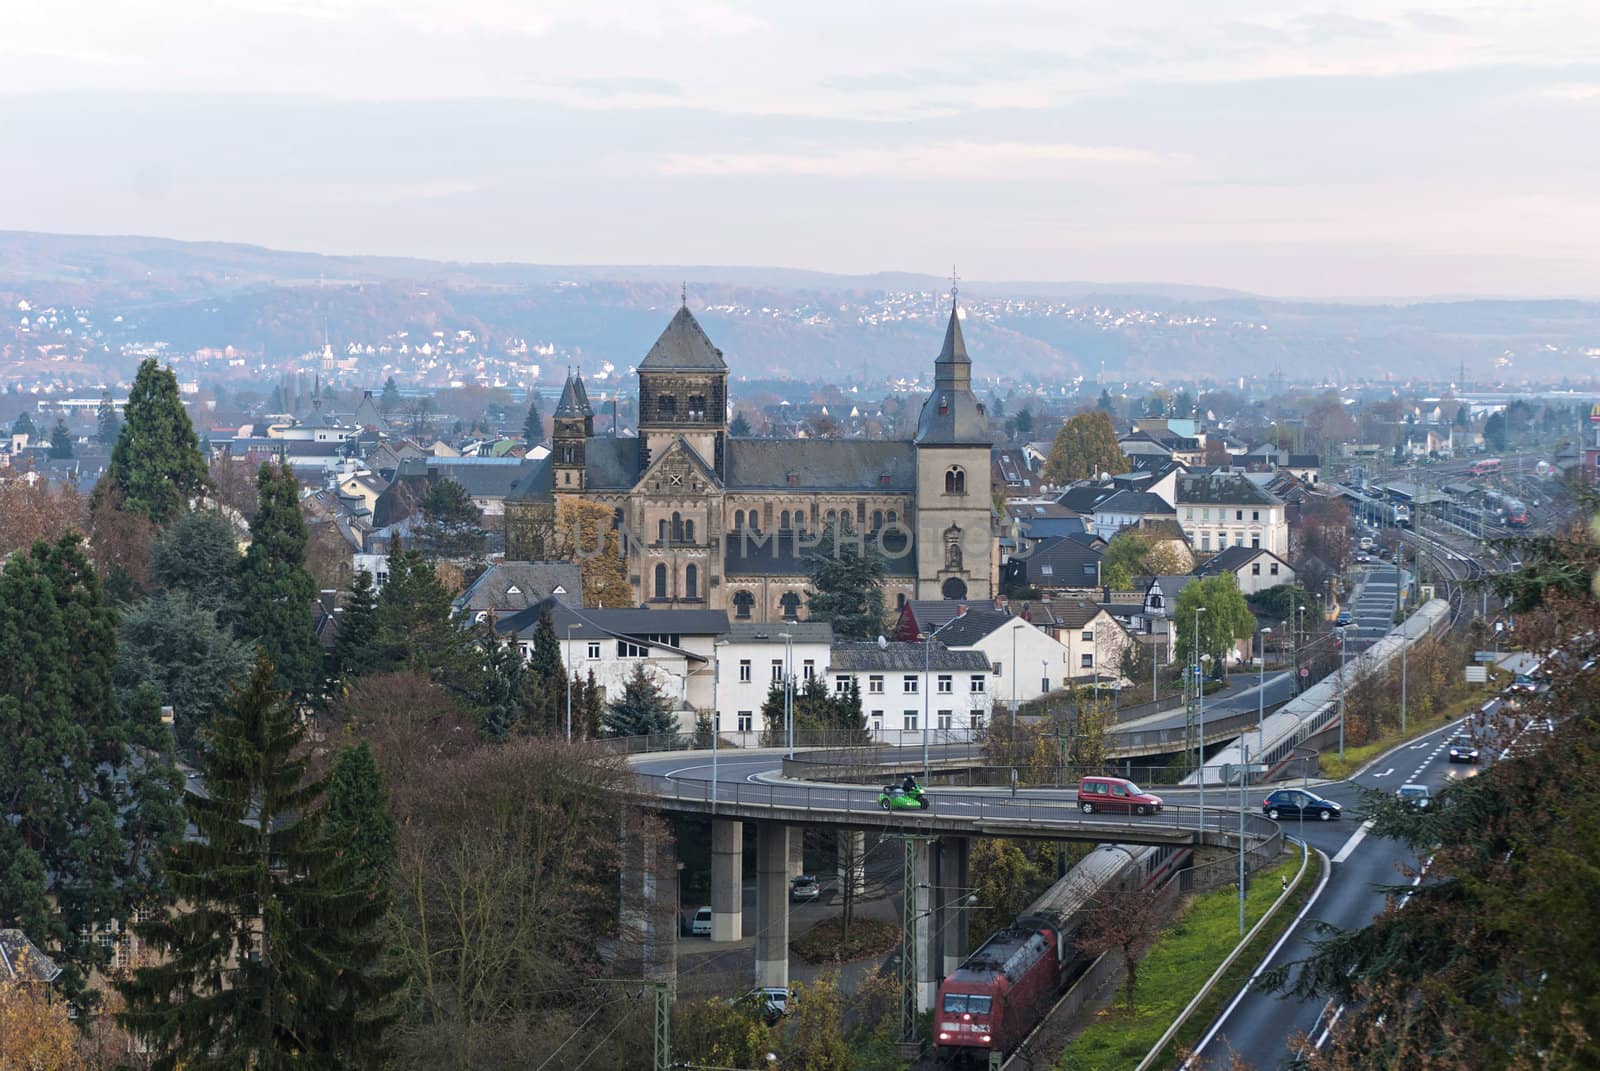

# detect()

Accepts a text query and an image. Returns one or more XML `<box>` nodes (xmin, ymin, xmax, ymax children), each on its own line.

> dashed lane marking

<box><xmin>1331</xmin><ymin>820</ymin><xmax>1375</xmax><ymax>864</ymax></box>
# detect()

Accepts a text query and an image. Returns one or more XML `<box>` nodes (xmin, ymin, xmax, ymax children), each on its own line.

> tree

<box><xmin>103</xmin><ymin>358</ymin><xmax>209</xmax><ymax>524</ymax></box>
<box><xmin>1013</xmin><ymin>405</ymin><xmax>1035</xmax><ymax>436</ymax></box>
<box><xmin>1043</xmin><ymin>410</ymin><xmax>1128</xmax><ymax>484</ymax></box>
<box><xmin>1483</xmin><ymin>410</ymin><xmax>1507</xmax><ymax>451</ymax></box>
<box><xmin>0</xmin><ymin>961</ymin><xmax>84</xmax><ymax>1071</ymax></box>
<box><xmin>207</xmin><ymin>455</ymin><xmax>259</xmax><ymax>520</ymax></box>
<box><xmin>331</xmin><ymin>568</ymin><xmax>379</xmax><ymax>683</ymax></box>
<box><xmin>555</xmin><ymin>498</ymin><xmax>633</xmax><ymax>608</ymax></box>
<box><xmin>1172</xmin><ymin>574</ymin><xmax>1255</xmax><ymax>674</ymax></box>
<box><xmin>1100</xmin><ymin>529</ymin><xmax>1154</xmax><ymax>589</ymax></box>
<box><xmin>1076</xmin><ymin>884</ymin><xmax>1167</xmax><ymax>1011</ymax></box>
<box><xmin>1203</xmin><ymin>437</ymin><xmax>1230</xmax><ymax>467</ymax></box>
<box><xmin>86</xmin><ymin>480</ymin><xmax>159</xmax><ymax>601</ymax></box>
<box><xmin>1171</xmin><ymin>389</ymin><xmax>1195</xmax><ymax>418</ymax></box>
<box><xmin>10</xmin><ymin>411</ymin><xmax>36</xmax><ymax>438</ymax></box>
<box><xmin>521</xmin><ymin>398</ymin><xmax>542</xmax><ymax>443</ymax></box>
<box><xmin>119</xmin><ymin>656</ymin><xmax>395</xmax><ymax>1070</ymax></box>
<box><xmin>47</xmin><ymin>417</ymin><xmax>73</xmax><ymax>459</ymax></box>
<box><xmin>760</xmin><ymin>676</ymin><xmax>867</xmax><ymax>746</ymax></box>
<box><xmin>0</xmin><ymin>536</ymin><xmax>184</xmax><ymax>996</ymax></box>
<box><xmin>805</xmin><ymin>526</ymin><xmax>886</xmax><ymax>640</ymax></box>
<box><xmin>236</xmin><ymin>462</ymin><xmax>321</xmax><ymax>698</ymax></box>
<box><xmin>729</xmin><ymin>411</ymin><xmax>753</xmax><ymax>437</ymax></box>
<box><xmin>777</xmin><ymin>974</ymin><xmax>854</xmax><ymax>1071</ymax></box>
<box><xmin>96</xmin><ymin>392</ymin><xmax>122</xmax><ymax>445</ymax></box>
<box><xmin>604</xmin><ymin>663</ymin><xmax>677</xmax><ymax>737</ymax></box>
<box><xmin>0</xmin><ymin>473</ymin><xmax>82</xmax><ymax>560</ymax></box>
<box><xmin>149</xmin><ymin>509</ymin><xmax>240</xmax><ymax>608</ymax></box>
<box><xmin>380</xmin><ymin>376</ymin><xmax>401</xmax><ymax>414</ymax></box>
<box><xmin>324</xmin><ymin>741</ymin><xmax>397</xmax><ymax>897</ymax></box>
<box><xmin>115</xmin><ymin>591</ymin><xmax>253</xmax><ymax>757</ymax></box>
<box><xmin>414</xmin><ymin>478</ymin><xmax>486</xmax><ymax>561</ymax></box>
<box><xmin>373</xmin><ymin>540</ymin><xmax>469</xmax><ymax>680</ymax></box>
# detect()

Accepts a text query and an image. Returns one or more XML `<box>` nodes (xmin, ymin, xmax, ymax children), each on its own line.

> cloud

<box><xmin>1542</xmin><ymin>82</ymin><xmax>1600</xmax><ymax>101</ymax></box>
<box><xmin>655</xmin><ymin>140</ymin><xmax>1178</xmax><ymax>179</ymax></box>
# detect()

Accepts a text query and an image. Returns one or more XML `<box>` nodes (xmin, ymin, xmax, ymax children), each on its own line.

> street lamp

<box><xmin>920</xmin><ymin>610</ymin><xmax>967</xmax><ymax>780</ymax></box>
<box><xmin>1336</xmin><ymin>626</ymin><xmax>1349</xmax><ymax>761</ymax></box>
<box><xmin>711</xmin><ymin>638</ymin><xmax>726</xmax><ymax>811</ymax></box>
<box><xmin>1198</xmin><ymin>653</ymin><xmax>1211</xmax><ymax>825</ymax></box>
<box><xmin>565</xmin><ymin>622</ymin><xmax>583</xmax><ymax>742</ymax></box>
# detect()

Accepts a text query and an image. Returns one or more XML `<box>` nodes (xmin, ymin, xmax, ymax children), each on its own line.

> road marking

<box><xmin>1373</xmin><ymin>767</ymin><xmax>1394</xmax><ymax>779</ymax></box>
<box><xmin>1331</xmin><ymin>820</ymin><xmax>1375</xmax><ymax>864</ymax></box>
<box><xmin>1409</xmin><ymin>742</ymin><xmax>1429</xmax><ymax>750</ymax></box>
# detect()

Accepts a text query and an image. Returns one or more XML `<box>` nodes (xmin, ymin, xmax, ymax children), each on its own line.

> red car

<box><xmin>1077</xmin><ymin>776</ymin><xmax>1164</xmax><ymax>816</ymax></box>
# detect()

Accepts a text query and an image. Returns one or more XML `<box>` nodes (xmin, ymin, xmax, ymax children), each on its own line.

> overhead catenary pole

<box><xmin>1194</xmin><ymin>606</ymin><xmax>1208</xmax><ymax>825</ymax></box>
<box><xmin>1238</xmin><ymin>742</ymin><xmax>1249</xmax><ymax>935</ymax></box>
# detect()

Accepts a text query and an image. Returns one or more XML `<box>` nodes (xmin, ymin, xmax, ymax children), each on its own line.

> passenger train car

<box><xmin>933</xmin><ymin>843</ymin><xmax>1189</xmax><ymax>1064</ymax></box>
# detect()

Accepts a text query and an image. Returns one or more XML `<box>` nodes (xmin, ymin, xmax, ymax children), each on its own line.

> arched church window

<box><xmin>672</xmin><ymin>512</ymin><xmax>683</xmax><ymax>542</ymax></box>
<box><xmin>780</xmin><ymin>510</ymin><xmax>791</xmax><ymax>530</ymax></box>
<box><xmin>887</xmin><ymin>510</ymin><xmax>898</xmax><ymax>524</ymax></box>
<box><xmin>688</xmin><ymin>394</ymin><xmax>707</xmax><ymax>421</ymax></box>
<box><xmin>733</xmin><ymin>509</ymin><xmax>744</xmax><ymax>530</ymax></box>
<box><xmin>945</xmin><ymin>466</ymin><xmax>966</xmax><ymax>495</ymax></box>
<box><xmin>872</xmin><ymin>509</ymin><xmax>884</xmax><ymax>531</ymax></box>
<box><xmin>657</xmin><ymin>395</ymin><xmax>677</xmax><ymax>419</ymax></box>
<box><xmin>941</xmin><ymin>577</ymin><xmax>968</xmax><ymax>600</ymax></box>
<box><xmin>780</xmin><ymin>592</ymin><xmax>801</xmax><ymax>621</ymax></box>
<box><xmin>654</xmin><ymin>564</ymin><xmax>669</xmax><ymax>599</ymax></box>
<box><xmin>685</xmin><ymin>564</ymin><xmax>699</xmax><ymax>599</ymax></box>
<box><xmin>733</xmin><ymin>591</ymin><xmax>754</xmax><ymax>619</ymax></box>
<box><xmin>658</xmin><ymin>519</ymin><xmax>668</xmax><ymax>543</ymax></box>
<box><xmin>684</xmin><ymin>519</ymin><xmax>695</xmax><ymax>543</ymax></box>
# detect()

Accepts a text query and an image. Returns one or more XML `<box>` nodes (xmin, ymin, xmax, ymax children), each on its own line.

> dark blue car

<box><xmin>1262</xmin><ymin>788</ymin><xmax>1343</xmax><ymax>822</ymax></box>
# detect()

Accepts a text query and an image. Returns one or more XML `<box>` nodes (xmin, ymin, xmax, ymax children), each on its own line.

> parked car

<box><xmin>790</xmin><ymin>875</ymin><xmax>820</xmax><ymax>903</ymax></box>
<box><xmin>1261</xmin><ymin>788</ymin><xmax>1343</xmax><ymax>821</ymax></box>
<box><xmin>743</xmin><ymin>986</ymin><xmax>793</xmax><ymax>1024</ymax></box>
<box><xmin>1447</xmin><ymin>735</ymin><xmax>1480</xmax><ymax>764</ymax></box>
<box><xmin>1076</xmin><ymin>776</ymin><xmax>1164</xmax><ymax>816</ymax></box>
<box><xmin>690</xmin><ymin>906</ymin><xmax>713</xmax><ymax>936</ymax></box>
<box><xmin>1397</xmin><ymin>784</ymin><xmax>1432</xmax><ymax>809</ymax></box>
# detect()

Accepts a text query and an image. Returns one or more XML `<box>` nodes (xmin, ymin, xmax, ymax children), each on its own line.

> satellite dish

<box><xmin>877</xmin><ymin>634</ymin><xmax>888</xmax><ymax>648</ymax></box>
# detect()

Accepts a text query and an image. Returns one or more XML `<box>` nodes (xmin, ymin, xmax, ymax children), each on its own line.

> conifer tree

<box><xmin>373</xmin><ymin>539</ymin><xmax>470</xmax><ymax>682</ymax></box>
<box><xmin>96</xmin><ymin>392</ymin><xmax>122</xmax><ymax>445</ymax></box>
<box><xmin>47</xmin><ymin>418</ymin><xmax>73</xmax><ymax>459</ymax></box>
<box><xmin>379</xmin><ymin>376</ymin><xmax>401</xmax><ymax>414</ymax></box>
<box><xmin>236</xmin><ymin>462</ymin><xmax>320</xmax><ymax>698</ymax></box>
<box><xmin>331</xmin><ymin>569</ymin><xmax>379</xmax><ymax>683</ymax></box>
<box><xmin>729</xmin><ymin>412</ymin><xmax>753</xmax><ymax>437</ymax></box>
<box><xmin>105</xmin><ymin>358</ymin><xmax>209</xmax><ymax>524</ymax></box>
<box><xmin>119</xmin><ymin>656</ymin><xmax>394</xmax><ymax>1070</ymax></box>
<box><xmin>11</xmin><ymin>411</ymin><xmax>36</xmax><ymax>438</ymax></box>
<box><xmin>473</xmin><ymin>628</ymin><xmax>538</xmax><ymax>739</ymax></box>
<box><xmin>149</xmin><ymin>509</ymin><xmax>240</xmax><ymax>609</ymax></box>
<box><xmin>522</xmin><ymin>397</ymin><xmax>542</xmax><ymax>443</ymax></box>
<box><xmin>805</xmin><ymin>525</ymin><xmax>886</xmax><ymax>641</ymax></box>
<box><xmin>324</xmin><ymin>741</ymin><xmax>396</xmax><ymax>897</ymax></box>
<box><xmin>603</xmin><ymin>663</ymin><xmax>677</xmax><ymax>737</ymax></box>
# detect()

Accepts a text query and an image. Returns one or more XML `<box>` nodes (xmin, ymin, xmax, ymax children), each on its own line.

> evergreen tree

<box><xmin>522</xmin><ymin>397</ymin><xmax>542</xmax><ymax>443</ymax></box>
<box><xmin>96</xmin><ymin>393</ymin><xmax>122</xmax><ymax>445</ymax></box>
<box><xmin>603</xmin><ymin>663</ymin><xmax>677</xmax><ymax>737</ymax></box>
<box><xmin>525</xmin><ymin>611</ymin><xmax>567</xmax><ymax>735</ymax></box>
<box><xmin>267</xmin><ymin>383</ymin><xmax>285</xmax><ymax>413</ymax></box>
<box><xmin>0</xmin><ymin>536</ymin><xmax>184</xmax><ymax>995</ymax></box>
<box><xmin>580</xmin><ymin>669</ymin><xmax>605</xmax><ymax>738</ymax></box>
<box><xmin>1043</xmin><ymin>409</ymin><xmax>1128</xmax><ymax>484</ymax></box>
<box><xmin>324</xmin><ymin>741</ymin><xmax>396</xmax><ymax>897</ymax></box>
<box><xmin>104</xmin><ymin>359</ymin><xmax>209</xmax><ymax>524</ymax></box>
<box><xmin>379</xmin><ymin>376</ymin><xmax>401</xmax><ymax>414</ymax></box>
<box><xmin>805</xmin><ymin>526</ymin><xmax>886</xmax><ymax>641</ymax></box>
<box><xmin>331</xmin><ymin>568</ymin><xmax>379</xmax><ymax>683</ymax></box>
<box><xmin>729</xmin><ymin>412</ymin><xmax>753</xmax><ymax>437</ymax></box>
<box><xmin>236</xmin><ymin>463</ymin><xmax>320</xmax><ymax>698</ymax></box>
<box><xmin>373</xmin><ymin>539</ymin><xmax>468</xmax><ymax>679</ymax></box>
<box><xmin>1097</xmin><ymin>389</ymin><xmax>1115</xmax><ymax>412</ymax></box>
<box><xmin>149</xmin><ymin>509</ymin><xmax>240</xmax><ymax>609</ymax></box>
<box><xmin>1013</xmin><ymin>405</ymin><xmax>1034</xmax><ymax>436</ymax></box>
<box><xmin>47</xmin><ymin>418</ymin><xmax>73</xmax><ymax>459</ymax></box>
<box><xmin>414</xmin><ymin>478</ymin><xmax>485</xmax><ymax>561</ymax></box>
<box><xmin>115</xmin><ymin>591</ymin><xmax>253</xmax><ymax>758</ymax></box>
<box><xmin>10</xmin><ymin>411</ymin><xmax>35</xmax><ymax>438</ymax></box>
<box><xmin>119</xmin><ymin>656</ymin><xmax>395</xmax><ymax>1070</ymax></box>
<box><xmin>474</xmin><ymin>628</ymin><xmax>538</xmax><ymax>738</ymax></box>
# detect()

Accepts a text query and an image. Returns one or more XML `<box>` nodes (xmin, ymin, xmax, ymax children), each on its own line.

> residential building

<box><xmin>828</xmin><ymin>641</ymin><xmax>993</xmax><ymax>742</ymax></box>
<box><xmin>1175</xmin><ymin>473</ymin><xmax>1287</xmax><ymax>556</ymax></box>
<box><xmin>1193</xmin><ymin>545</ymin><xmax>1295</xmax><ymax>596</ymax></box>
<box><xmin>716</xmin><ymin>621</ymin><xmax>834</xmax><ymax>746</ymax></box>
<box><xmin>453</xmin><ymin>561</ymin><xmax>583</xmax><ymax>623</ymax></box>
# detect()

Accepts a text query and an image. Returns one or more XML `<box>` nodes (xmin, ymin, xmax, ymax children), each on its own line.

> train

<box><xmin>1470</xmin><ymin>458</ymin><xmax>1502</xmax><ymax>477</ymax></box>
<box><xmin>1483</xmin><ymin>490</ymin><xmax>1530</xmax><ymax>528</ymax></box>
<box><xmin>933</xmin><ymin>843</ymin><xmax>1190</xmax><ymax>1064</ymax></box>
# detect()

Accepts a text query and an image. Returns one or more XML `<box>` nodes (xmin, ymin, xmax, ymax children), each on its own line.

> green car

<box><xmin>878</xmin><ymin>784</ymin><xmax>930</xmax><ymax>810</ymax></box>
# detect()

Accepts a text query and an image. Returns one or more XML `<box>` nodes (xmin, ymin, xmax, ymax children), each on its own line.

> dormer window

<box><xmin>938</xmin><ymin>394</ymin><xmax>950</xmax><ymax>416</ymax></box>
<box><xmin>787</xmin><ymin>472</ymin><xmax>799</xmax><ymax>487</ymax></box>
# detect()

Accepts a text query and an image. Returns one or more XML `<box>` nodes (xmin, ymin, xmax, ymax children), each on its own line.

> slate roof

<box><xmin>1050</xmin><ymin>598</ymin><xmax>1110</xmax><ymax>630</ymax></box>
<box><xmin>0</xmin><ymin>929</ymin><xmax>61</xmax><ymax>983</ymax></box>
<box><xmin>726</xmin><ymin>621</ymin><xmax>835</xmax><ymax>644</ymax></box>
<box><xmin>454</xmin><ymin>561</ymin><xmax>583</xmax><ymax>613</ymax></box>
<box><xmin>1092</xmin><ymin>489</ymin><xmax>1176</xmax><ymax>517</ymax></box>
<box><xmin>1055</xmin><ymin>483</ymin><xmax>1119</xmax><ymax>513</ymax></box>
<box><xmin>914</xmin><ymin>306</ymin><xmax>991</xmax><ymax>446</ymax></box>
<box><xmin>495</xmin><ymin>599</ymin><xmax>729</xmax><ymax>643</ymax></box>
<box><xmin>725</xmin><ymin>440</ymin><xmax>916</xmax><ymax>491</ymax></box>
<box><xmin>724</xmin><ymin>528</ymin><xmax>918</xmax><ymax>578</ymax></box>
<box><xmin>1176</xmin><ymin>473</ymin><xmax>1282</xmax><ymax>507</ymax></box>
<box><xmin>1008</xmin><ymin>536</ymin><xmax>1103</xmax><ymax>587</ymax></box>
<box><xmin>639</xmin><ymin>305</ymin><xmax>728</xmax><ymax>372</ymax></box>
<box><xmin>555</xmin><ymin>372</ymin><xmax>595</xmax><ymax>418</ymax></box>
<box><xmin>1193</xmin><ymin>546</ymin><xmax>1290</xmax><ymax>577</ymax></box>
<box><xmin>830</xmin><ymin>641</ymin><xmax>993</xmax><ymax>673</ymax></box>
<box><xmin>582</xmin><ymin>437</ymin><xmax>644</xmax><ymax>490</ymax></box>
<box><xmin>920</xmin><ymin>608</ymin><xmax>1013</xmax><ymax>647</ymax></box>
<box><xmin>392</xmin><ymin>456</ymin><xmax>545</xmax><ymax>500</ymax></box>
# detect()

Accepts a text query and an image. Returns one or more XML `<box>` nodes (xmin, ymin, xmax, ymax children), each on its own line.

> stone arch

<box><xmin>941</xmin><ymin>577</ymin><xmax>968</xmax><ymax>600</ymax></box>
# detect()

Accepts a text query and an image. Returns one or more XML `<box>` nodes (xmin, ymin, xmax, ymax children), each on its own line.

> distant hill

<box><xmin>1</xmin><ymin>230</ymin><xmax>1599</xmax><ymax>389</ymax></box>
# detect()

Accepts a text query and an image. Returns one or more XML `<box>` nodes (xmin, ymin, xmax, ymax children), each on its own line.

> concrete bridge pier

<box><xmin>936</xmin><ymin>836</ymin><xmax>972</xmax><ymax>978</ymax></box>
<box><xmin>789</xmin><ymin>830</ymin><xmax>806</xmax><ymax>879</ymax></box>
<box><xmin>755</xmin><ymin>823</ymin><xmax>791</xmax><ymax>989</ymax></box>
<box><xmin>911</xmin><ymin>838</ymin><xmax>936</xmax><ymax>1012</ymax></box>
<box><xmin>711</xmin><ymin>818</ymin><xmax>743</xmax><ymax>943</ymax></box>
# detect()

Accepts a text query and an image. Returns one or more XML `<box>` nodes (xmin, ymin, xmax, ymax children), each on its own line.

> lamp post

<box><xmin>921</xmin><ymin>611</ymin><xmax>966</xmax><ymax>780</ymax></box>
<box><xmin>1400</xmin><ymin>638</ymin><xmax>1407</xmax><ymax>735</ymax></box>
<box><xmin>565</xmin><ymin>622</ymin><xmax>583</xmax><ymax>742</ymax></box>
<box><xmin>711</xmin><ymin>639</ymin><xmax>725</xmax><ymax>811</ymax></box>
<box><xmin>1193</xmin><ymin>606</ymin><xmax>1207</xmax><ymax>821</ymax></box>
<box><xmin>1238</xmin><ymin>742</ymin><xmax>1249</xmax><ymax>935</ymax></box>
<box><xmin>1336</xmin><ymin>627</ymin><xmax>1348</xmax><ymax>761</ymax></box>
<box><xmin>778</xmin><ymin>632</ymin><xmax>794</xmax><ymax>757</ymax></box>
<box><xmin>1257</xmin><ymin>628</ymin><xmax>1272</xmax><ymax>741</ymax></box>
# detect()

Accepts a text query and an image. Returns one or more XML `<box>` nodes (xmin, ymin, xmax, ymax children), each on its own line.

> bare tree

<box><xmin>1075</xmin><ymin>884</ymin><xmax>1168</xmax><ymax>1011</ymax></box>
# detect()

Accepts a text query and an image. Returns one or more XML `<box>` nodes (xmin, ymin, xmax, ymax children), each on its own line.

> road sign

<box><xmin>1465</xmin><ymin>665</ymin><xmax>1488</xmax><ymax>684</ymax></box>
<box><xmin>1474</xmin><ymin>651</ymin><xmax>1496</xmax><ymax>663</ymax></box>
<box><xmin>1300</xmin><ymin>667</ymin><xmax>1310</xmax><ymax>677</ymax></box>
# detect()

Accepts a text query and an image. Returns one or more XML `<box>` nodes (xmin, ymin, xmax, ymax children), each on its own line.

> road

<box><xmin>1186</xmin><ymin>701</ymin><xmax>1506</xmax><ymax>1069</ymax></box>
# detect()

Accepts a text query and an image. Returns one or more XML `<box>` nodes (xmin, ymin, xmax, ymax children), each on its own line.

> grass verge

<box><xmin>1317</xmin><ymin>682</ymin><xmax>1501</xmax><ymax>779</ymax></box>
<box><xmin>1052</xmin><ymin>854</ymin><xmax>1301</xmax><ymax>1071</ymax></box>
<box><xmin>790</xmin><ymin>916</ymin><xmax>898</xmax><ymax>964</ymax></box>
<box><xmin>1155</xmin><ymin>846</ymin><xmax>1326</xmax><ymax>1066</ymax></box>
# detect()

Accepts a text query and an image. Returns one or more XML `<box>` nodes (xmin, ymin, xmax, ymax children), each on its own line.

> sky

<box><xmin>3</xmin><ymin>1</ymin><xmax>1600</xmax><ymax>298</ymax></box>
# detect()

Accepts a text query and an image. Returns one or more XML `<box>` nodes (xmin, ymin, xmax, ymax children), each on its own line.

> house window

<box><xmin>1081</xmin><ymin>653</ymin><xmax>1094</xmax><ymax>668</ymax></box>
<box><xmin>937</xmin><ymin>674</ymin><xmax>953</xmax><ymax>694</ymax></box>
<box><xmin>971</xmin><ymin>711</ymin><xmax>986</xmax><ymax>732</ymax></box>
<box><xmin>872</xmin><ymin>712</ymin><xmax>884</xmax><ymax>733</ymax></box>
<box><xmin>970</xmin><ymin>675</ymin><xmax>986</xmax><ymax>693</ymax></box>
<box><xmin>903</xmin><ymin>711</ymin><xmax>919</xmax><ymax>731</ymax></box>
<box><xmin>685</xmin><ymin>563</ymin><xmax>699</xmax><ymax>599</ymax></box>
<box><xmin>1081</xmin><ymin>629</ymin><xmax>1094</xmax><ymax>641</ymax></box>
<box><xmin>1235</xmin><ymin>510</ymin><xmax>1244</xmax><ymax>521</ymax></box>
<box><xmin>737</xmin><ymin>711</ymin><xmax>753</xmax><ymax>733</ymax></box>
<box><xmin>1041</xmin><ymin>564</ymin><xmax>1054</xmax><ymax>577</ymax></box>
<box><xmin>1218</xmin><ymin>532</ymin><xmax>1228</xmax><ymax>549</ymax></box>
<box><xmin>868</xmin><ymin>675</ymin><xmax>884</xmax><ymax>694</ymax></box>
<box><xmin>1251</xmin><ymin>534</ymin><xmax>1260</xmax><ymax>549</ymax></box>
<box><xmin>780</xmin><ymin>592</ymin><xmax>801</xmax><ymax>621</ymax></box>
<box><xmin>653</xmin><ymin>564</ymin><xmax>668</xmax><ymax>599</ymax></box>
<box><xmin>835</xmin><ymin>675</ymin><xmax>850</xmax><ymax>692</ymax></box>
<box><xmin>1251</xmin><ymin>563</ymin><xmax>1261</xmax><ymax>575</ymax></box>
<box><xmin>587</xmin><ymin>641</ymin><xmax>601</xmax><ymax>660</ymax></box>
<box><xmin>1200</xmin><ymin>532</ymin><xmax>1211</xmax><ymax>551</ymax></box>
<box><xmin>937</xmin><ymin>710</ymin><xmax>953</xmax><ymax>731</ymax></box>
<box><xmin>903</xmin><ymin>675</ymin><xmax>919</xmax><ymax>694</ymax></box>
<box><xmin>618</xmin><ymin>640</ymin><xmax>648</xmax><ymax>658</ymax></box>
<box><xmin>1270</xmin><ymin>563</ymin><xmax>1280</xmax><ymax>575</ymax></box>
<box><xmin>802</xmin><ymin>659</ymin><xmax>815</xmax><ymax>680</ymax></box>
<box><xmin>1252</xmin><ymin>510</ymin><xmax>1260</xmax><ymax>521</ymax></box>
<box><xmin>739</xmin><ymin>659</ymin><xmax>752</xmax><ymax>683</ymax></box>
<box><xmin>771</xmin><ymin>660</ymin><xmax>783</xmax><ymax>682</ymax></box>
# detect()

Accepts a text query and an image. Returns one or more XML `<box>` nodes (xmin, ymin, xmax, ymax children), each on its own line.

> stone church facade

<box><xmin>505</xmin><ymin>301</ymin><xmax>993</xmax><ymax>624</ymax></box>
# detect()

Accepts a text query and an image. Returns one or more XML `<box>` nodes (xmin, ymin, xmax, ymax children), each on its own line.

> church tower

<box><xmin>552</xmin><ymin>369</ymin><xmax>593</xmax><ymax>490</ymax></box>
<box><xmin>635</xmin><ymin>300</ymin><xmax>729</xmax><ymax>476</ymax></box>
<box><xmin>913</xmin><ymin>301</ymin><xmax>992</xmax><ymax>600</ymax></box>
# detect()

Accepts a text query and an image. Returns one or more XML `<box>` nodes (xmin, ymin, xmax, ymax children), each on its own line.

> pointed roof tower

<box><xmin>915</xmin><ymin>301</ymin><xmax>989</xmax><ymax>445</ymax></box>
<box><xmin>638</xmin><ymin>304</ymin><xmax>728</xmax><ymax>373</ymax></box>
<box><xmin>555</xmin><ymin>369</ymin><xmax>594</xmax><ymax>419</ymax></box>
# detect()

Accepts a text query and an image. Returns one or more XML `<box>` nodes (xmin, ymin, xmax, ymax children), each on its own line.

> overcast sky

<box><xmin>4</xmin><ymin>1</ymin><xmax>1600</xmax><ymax>298</ymax></box>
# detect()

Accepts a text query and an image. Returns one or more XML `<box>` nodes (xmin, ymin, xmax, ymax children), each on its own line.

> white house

<box><xmin>1175</xmin><ymin>473</ymin><xmax>1288</xmax><ymax>557</ymax></box>
<box><xmin>828</xmin><ymin>641</ymin><xmax>994</xmax><ymax>744</ymax></box>
<box><xmin>715</xmin><ymin>621</ymin><xmax>834</xmax><ymax>745</ymax></box>
<box><xmin>1193</xmin><ymin>545</ymin><xmax>1295</xmax><ymax>597</ymax></box>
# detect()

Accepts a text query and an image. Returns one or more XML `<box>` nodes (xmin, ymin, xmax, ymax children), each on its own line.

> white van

<box><xmin>690</xmin><ymin>906</ymin><xmax>713</xmax><ymax>936</ymax></box>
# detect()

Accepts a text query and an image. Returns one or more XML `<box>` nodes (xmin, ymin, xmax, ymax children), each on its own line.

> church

<box><xmin>504</xmin><ymin>300</ymin><xmax>993</xmax><ymax>624</ymax></box>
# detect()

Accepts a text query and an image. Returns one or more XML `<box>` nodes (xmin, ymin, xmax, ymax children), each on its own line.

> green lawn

<box><xmin>1317</xmin><ymin>679</ymin><xmax>1501</xmax><ymax>779</ymax></box>
<box><xmin>1053</xmin><ymin>854</ymin><xmax>1302</xmax><ymax>1071</ymax></box>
